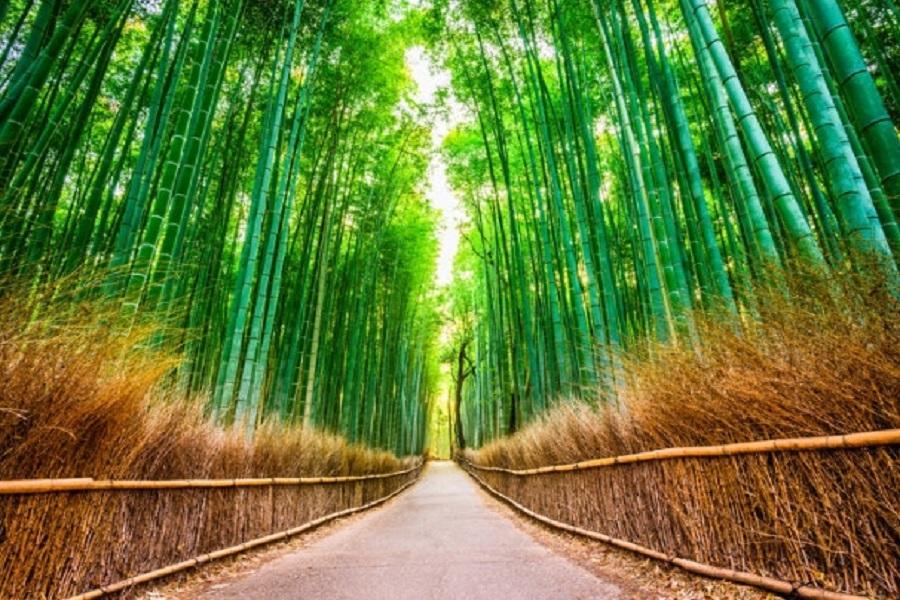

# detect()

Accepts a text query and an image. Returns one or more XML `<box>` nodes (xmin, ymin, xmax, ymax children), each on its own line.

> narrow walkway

<box><xmin>201</xmin><ymin>461</ymin><xmax>620</xmax><ymax>599</ymax></box>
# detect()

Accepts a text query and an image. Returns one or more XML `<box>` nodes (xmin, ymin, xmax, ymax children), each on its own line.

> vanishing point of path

<box><xmin>200</xmin><ymin>461</ymin><xmax>621</xmax><ymax>599</ymax></box>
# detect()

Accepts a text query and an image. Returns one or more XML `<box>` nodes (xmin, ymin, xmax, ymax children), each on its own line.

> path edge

<box><xmin>459</xmin><ymin>462</ymin><xmax>864</xmax><ymax>600</ymax></box>
<box><xmin>66</xmin><ymin>467</ymin><xmax>424</xmax><ymax>600</ymax></box>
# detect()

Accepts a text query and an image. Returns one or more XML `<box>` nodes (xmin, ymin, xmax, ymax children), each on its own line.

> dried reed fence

<box><xmin>462</xmin><ymin>431</ymin><xmax>898</xmax><ymax>598</ymax></box>
<box><xmin>0</xmin><ymin>464</ymin><xmax>421</xmax><ymax>599</ymax></box>
<box><xmin>0</xmin><ymin>289</ymin><xmax>425</xmax><ymax>599</ymax></box>
<box><xmin>464</xmin><ymin>268</ymin><xmax>899</xmax><ymax>598</ymax></box>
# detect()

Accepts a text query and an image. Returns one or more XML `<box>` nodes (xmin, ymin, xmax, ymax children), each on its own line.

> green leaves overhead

<box><xmin>0</xmin><ymin>0</ymin><xmax>441</xmax><ymax>454</ymax></box>
<box><xmin>1</xmin><ymin>0</ymin><xmax>898</xmax><ymax>454</ymax></box>
<box><xmin>436</xmin><ymin>0</ymin><xmax>899</xmax><ymax>446</ymax></box>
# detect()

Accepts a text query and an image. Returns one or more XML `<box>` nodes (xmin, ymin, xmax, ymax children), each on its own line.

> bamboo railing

<box><xmin>461</xmin><ymin>429</ymin><xmax>900</xmax><ymax>599</ymax></box>
<box><xmin>463</xmin><ymin>467</ymin><xmax>865</xmax><ymax>600</ymax></box>
<box><xmin>64</xmin><ymin>475</ymin><xmax>420</xmax><ymax>600</ymax></box>
<box><xmin>0</xmin><ymin>464</ymin><xmax>421</xmax><ymax>495</ymax></box>
<box><xmin>1</xmin><ymin>462</ymin><xmax>424</xmax><ymax>597</ymax></box>
<box><xmin>463</xmin><ymin>428</ymin><xmax>900</xmax><ymax>475</ymax></box>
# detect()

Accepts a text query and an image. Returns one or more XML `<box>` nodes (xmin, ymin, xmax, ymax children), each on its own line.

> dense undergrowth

<box><xmin>463</xmin><ymin>268</ymin><xmax>899</xmax><ymax>597</ymax></box>
<box><xmin>0</xmin><ymin>283</ymin><xmax>412</xmax><ymax>482</ymax></box>
<box><xmin>467</xmin><ymin>266</ymin><xmax>899</xmax><ymax>466</ymax></box>
<box><xmin>0</xmin><ymin>283</ymin><xmax>418</xmax><ymax>598</ymax></box>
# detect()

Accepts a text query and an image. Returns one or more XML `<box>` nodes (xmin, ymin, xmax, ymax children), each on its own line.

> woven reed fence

<box><xmin>463</xmin><ymin>430</ymin><xmax>899</xmax><ymax>599</ymax></box>
<box><xmin>0</xmin><ymin>463</ymin><xmax>422</xmax><ymax>599</ymax></box>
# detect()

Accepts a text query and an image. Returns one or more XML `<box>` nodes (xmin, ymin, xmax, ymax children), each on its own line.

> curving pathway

<box><xmin>200</xmin><ymin>461</ymin><xmax>620</xmax><ymax>599</ymax></box>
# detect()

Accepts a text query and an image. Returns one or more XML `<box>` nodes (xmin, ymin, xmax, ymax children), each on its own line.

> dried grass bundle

<box><xmin>465</xmin><ymin>267</ymin><xmax>900</xmax><ymax>597</ymax></box>
<box><xmin>0</xmin><ymin>285</ymin><xmax>417</xmax><ymax>598</ymax></box>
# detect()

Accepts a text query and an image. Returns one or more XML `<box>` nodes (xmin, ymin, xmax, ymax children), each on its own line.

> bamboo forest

<box><xmin>1</xmin><ymin>1</ymin><xmax>898</xmax><ymax>598</ymax></box>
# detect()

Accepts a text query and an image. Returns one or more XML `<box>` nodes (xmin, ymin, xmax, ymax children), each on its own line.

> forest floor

<box><xmin>145</xmin><ymin>462</ymin><xmax>771</xmax><ymax>599</ymax></box>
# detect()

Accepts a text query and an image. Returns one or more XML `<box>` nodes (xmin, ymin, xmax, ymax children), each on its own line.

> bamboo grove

<box><xmin>0</xmin><ymin>0</ymin><xmax>442</xmax><ymax>455</ymax></box>
<box><xmin>432</xmin><ymin>0</ymin><xmax>900</xmax><ymax>447</ymax></box>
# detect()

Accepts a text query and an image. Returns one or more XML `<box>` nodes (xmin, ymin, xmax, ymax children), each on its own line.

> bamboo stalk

<box><xmin>463</xmin><ymin>466</ymin><xmax>866</xmax><ymax>600</ymax></box>
<box><xmin>65</xmin><ymin>471</ymin><xmax>421</xmax><ymax>600</ymax></box>
<box><xmin>0</xmin><ymin>463</ymin><xmax>421</xmax><ymax>495</ymax></box>
<box><xmin>464</xmin><ymin>429</ymin><xmax>900</xmax><ymax>475</ymax></box>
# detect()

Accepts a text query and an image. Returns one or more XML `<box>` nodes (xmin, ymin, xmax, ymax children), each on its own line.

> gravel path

<box><xmin>199</xmin><ymin>461</ymin><xmax>621</xmax><ymax>599</ymax></box>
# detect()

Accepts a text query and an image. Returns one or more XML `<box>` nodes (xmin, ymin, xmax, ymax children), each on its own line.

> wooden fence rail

<box><xmin>0</xmin><ymin>464</ymin><xmax>420</xmax><ymax>495</ymax></box>
<box><xmin>461</xmin><ymin>429</ymin><xmax>900</xmax><ymax>599</ymax></box>
<box><xmin>463</xmin><ymin>428</ymin><xmax>900</xmax><ymax>475</ymax></box>
<box><xmin>0</xmin><ymin>461</ymin><xmax>424</xmax><ymax>598</ymax></box>
<box><xmin>463</xmin><ymin>466</ymin><xmax>864</xmax><ymax>600</ymax></box>
<box><xmin>65</xmin><ymin>475</ymin><xmax>421</xmax><ymax>600</ymax></box>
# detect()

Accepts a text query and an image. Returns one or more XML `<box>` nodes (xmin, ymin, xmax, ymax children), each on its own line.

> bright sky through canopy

<box><xmin>405</xmin><ymin>46</ymin><xmax>466</xmax><ymax>286</ymax></box>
